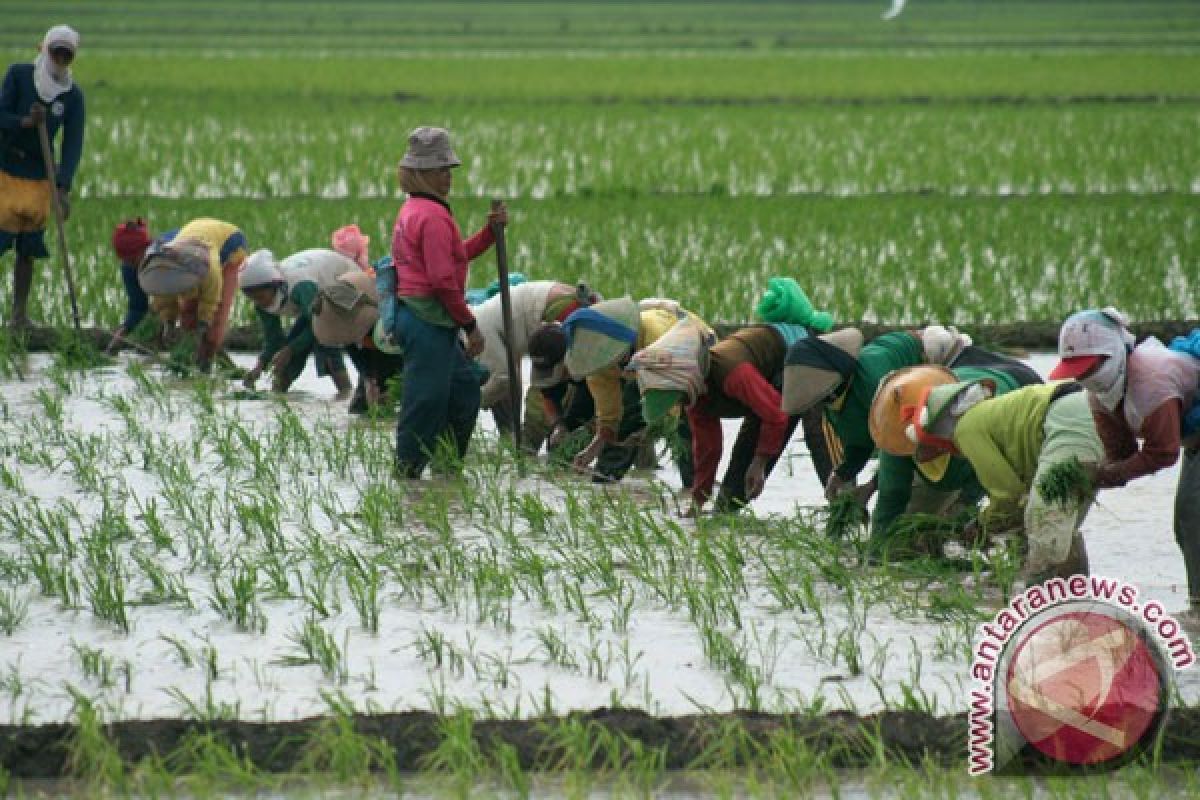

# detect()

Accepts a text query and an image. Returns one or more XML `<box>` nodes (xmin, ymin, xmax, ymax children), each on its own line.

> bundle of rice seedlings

<box><xmin>53</xmin><ymin>329</ymin><xmax>113</xmax><ymax>370</ymax></box>
<box><xmin>884</xmin><ymin>512</ymin><xmax>969</xmax><ymax>559</ymax></box>
<box><xmin>824</xmin><ymin>492</ymin><xmax>868</xmax><ymax>540</ymax></box>
<box><xmin>1036</xmin><ymin>456</ymin><xmax>1094</xmax><ymax>510</ymax></box>
<box><xmin>549</xmin><ymin>426</ymin><xmax>595</xmax><ymax>467</ymax></box>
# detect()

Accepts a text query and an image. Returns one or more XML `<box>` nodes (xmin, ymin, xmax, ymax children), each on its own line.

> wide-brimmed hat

<box><xmin>400</xmin><ymin>126</ymin><xmax>462</xmax><ymax>170</ymax></box>
<box><xmin>137</xmin><ymin>237</ymin><xmax>210</xmax><ymax>296</ymax></box>
<box><xmin>563</xmin><ymin>297</ymin><xmax>640</xmax><ymax>379</ymax></box>
<box><xmin>238</xmin><ymin>249</ymin><xmax>283</xmax><ymax>291</ymax></box>
<box><xmin>869</xmin><ymin>365</ymin><xmax>957</xmax><ymax>457</ymax></box>
<box><xmin>780</xmin><ymin>328</ymin><xmax>864</xmax><ymax>414</ymax></box>
<box><xmin>312</xmin><ymin>270</ymin><xmax>379</xmax><ymax>346</ymax></box>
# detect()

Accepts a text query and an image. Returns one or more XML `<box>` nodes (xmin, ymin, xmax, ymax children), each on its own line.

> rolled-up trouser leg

<box><xmin>1174</xmin><ymin>446</ymin><xmax>1200</xmax><ymax>605</ymax></box>
<box><xmin>1024</xmin><ymin>392</ymin><xmax>1104</xmax><ymax>577</ymax></box>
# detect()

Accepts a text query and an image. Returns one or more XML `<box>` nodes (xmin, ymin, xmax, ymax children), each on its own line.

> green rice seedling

<box><xmin>208</xmin><ymin>560</ymin><xmax>266</xmax><ymax>633</ymax></box>
<box><xmin>277</xmin><ymin>616</ymin><xmax>348</xmax><ymax>684</ymax></box>
<box><xmin>418</xmin><ymin>709</ymin><xmax>487</xmax><ymax>794</ymax></box>
<box><xmin>63</xmin><ymin>685</ymin><xmax>126</xmax><ymax>791</ymax></box>
<box><xmin>0</xmin><ymin>331</ymin><xmax>27</xmax><ymax>380</ymax></box>
<box><xmin>83</xmin><ymin>550</ymin><xmax>131</xmax><ymax>634</ymax></box>
<box><xmin>415</xmin><ymin>626</ymin><xmax>467</xmax><ymax>677</ymax></box>
<box><xmin>0</xmin><ymin>587</ymin><xmax>29</xmax><ymax>635</ymax></box>
<box><xmin>159</xmin><ymin>634</ymin><xmax>195</xmax><ymax>669</ymax></box>
<box><xmin>1037</xmin><ymin>456</ymin><xmax>1095</xmax><ymax>510</ymax></box>
<box><xmin>32</xmin><ymin>386</ymin><xmax>64</xmax><ymax>426</ymax></box>
<box><xmin>132</xmin><ymin>549</ymin><xmax>192</xmax><ymax>608</ymax></box>
<box><xmin>71</xmin><ymin>642</ymin><xmax>119</xmax><ymax>689</ymax></box>
<box><xmin>0</xmin><ymin>460</ymin><xmax>26</xmax><ymax>495</ymax></box>
<box><xmin>296</xmin><ymin>691</ymin><xmax>401</xmax><ymax>786</ymax></box>
<box><xmin>340</xmin><ymin>549</ymin><xmax>381</xmax><ymax>634</ymax></box>
<box><xmin>163</xmin><ymin>729</ymin><xmax>264</xmax><ymax>795</ymax></box>
<box><xmin>888</xmin><ymin>510</ymin><xmax>978</xmax><ymax>554</ymax></box>
<box><xmin>164</xmin><ymin>676</ymin><xmax>242</xmax><ymax>722</ymax></box>
<box><xmin>823</xmin><ymin>492</ymin><xmax>869</xmax><ymax>541</ymax></box>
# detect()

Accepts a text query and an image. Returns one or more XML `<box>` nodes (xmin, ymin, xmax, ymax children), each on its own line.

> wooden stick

<box><xmin>34</xmin><ymin>116</ymin><xmax>82</xmax><ymax>332</ymax></box>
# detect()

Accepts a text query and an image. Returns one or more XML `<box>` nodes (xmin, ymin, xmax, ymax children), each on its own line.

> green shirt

<box><xmin>829</xmin><ymin>331</ymin><xmax>924</xmax><ymax>481</ymax></box>
<box><xmin>256</xmin><ymin>281</ymin><xmax>319</xmax><ymax>363</ymax></box>
<box><xmin>870</xmin><ymin>365</ymin><xmax>1027</xmax><ymax>538</ymax></box>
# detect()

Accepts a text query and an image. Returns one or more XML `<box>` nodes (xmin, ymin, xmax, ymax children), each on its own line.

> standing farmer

<box><xmin>0</xmin><ymin>25</ymin><xmax>84</xmax><ymax>328</ymax></box>
<box><xmin>391</xmin><ymin>126</ymin><xmax>506</xmax><ymax>478</ymax></box>
<box><xmin>1050</xmin><ymin>309</ymin><xmax>1200</xmax><ymax>613</ymax></box>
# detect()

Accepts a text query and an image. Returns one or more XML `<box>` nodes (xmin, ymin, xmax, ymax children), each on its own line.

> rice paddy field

<box><xmin>1</xmin><ymin>1</ymin><xmax>1200</xmax><ymax>797</ymax></box>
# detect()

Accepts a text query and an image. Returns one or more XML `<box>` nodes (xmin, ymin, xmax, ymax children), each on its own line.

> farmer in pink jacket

<box><xmin>390</xmin><ymin>126</ymin><xmax>506</xmax><ymax>477</ymax></box>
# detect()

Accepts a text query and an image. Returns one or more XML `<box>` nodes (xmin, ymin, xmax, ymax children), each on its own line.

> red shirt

<box><xmin>392</xmin><ymin>194</ymin><xmax>494</xmax><ymax>327</ymax></box>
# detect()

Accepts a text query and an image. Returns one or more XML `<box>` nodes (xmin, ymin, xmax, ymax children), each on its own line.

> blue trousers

<box><xmin>394</xmin><ymin>304</ymin><xmax>481</xmax><ymax>476</ymax></box>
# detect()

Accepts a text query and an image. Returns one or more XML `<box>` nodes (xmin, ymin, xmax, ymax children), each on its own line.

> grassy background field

<box><xmin>1</xmin><ymin>0</ymin><xmax>1197</xmax><ymax>327</ymax></box>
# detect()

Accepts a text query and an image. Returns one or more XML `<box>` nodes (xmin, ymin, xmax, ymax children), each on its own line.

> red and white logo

<box><xmin>1005</xmin><ymin>609</ymin><xmax>1164</xmax><ymax>766</ymax></box>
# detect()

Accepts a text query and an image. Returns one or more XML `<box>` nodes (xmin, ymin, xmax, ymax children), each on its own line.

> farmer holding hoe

<box><xmin>0</xmin><ymin>25</ymin><xmax>84</xmax><ymax>328</ymax></box>
<box><xmin>389</xmin><ymin>126</ymin><xmax>506</xmax><ymax>478</ymax></box>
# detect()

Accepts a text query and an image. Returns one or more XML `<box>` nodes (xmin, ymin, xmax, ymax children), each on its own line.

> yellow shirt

<box><xmin>150</xmin><ymin>218</ymin><xmax>242</xmax><ymax>324</ymax></box>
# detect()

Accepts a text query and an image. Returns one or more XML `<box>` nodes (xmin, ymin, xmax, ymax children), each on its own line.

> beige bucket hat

<box><xmin>400</xmin><ymin>126</ymin><xmax>462</xmax><ymax>170</ymax></box>
<box><xmin>312</xmin><ymin>270</ymin><xmax>379</xmax><ymax>346</ymax></box>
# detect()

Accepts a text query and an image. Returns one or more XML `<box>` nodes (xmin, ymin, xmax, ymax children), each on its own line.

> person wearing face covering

<box><xmin>1050</xmin><ymin>308</ymin><xmax>1200</xmax><ymax>614</ymax></box>
<box><xmin>0</xmin><ymin>25</ymin><xmax>85</xmax><ymax>327</ymax></box>
<box><xmin>239</xmin><ymin>248</ymin><xmax>358</xmax><ymax>395</ymax></box>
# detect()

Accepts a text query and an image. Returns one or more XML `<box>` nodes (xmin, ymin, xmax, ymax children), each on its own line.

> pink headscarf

<box><xmin>332</xmin><ymin>224</ymin><xmax>371</xmax><ymax>271</ymax></box>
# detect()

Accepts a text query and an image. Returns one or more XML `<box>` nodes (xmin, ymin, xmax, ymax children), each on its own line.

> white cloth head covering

<box><xmin>239</xmin><ymin>249</ymin><xmax>286</xmax><ymax>313</ymax></box>
<box><xmin>1058</xmin><ymin>307</ymin><xmax>1135</xmax><ymax>412</ymax></box>
<box><xmin>34</xmin><ymin>25</ymin><xmax>79</xmax><ymax>103</ymax></box>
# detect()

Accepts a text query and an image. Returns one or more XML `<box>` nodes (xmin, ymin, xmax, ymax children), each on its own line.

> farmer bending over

<box><xmin>1050</xmin><ymin>309</ymin><xmax>1200</xmax><ymax>616</ymax></box>
<box><xmin>239</xmin><ymin>247</ymin><xmax>358</xmax><ymax>396</ymax></box>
